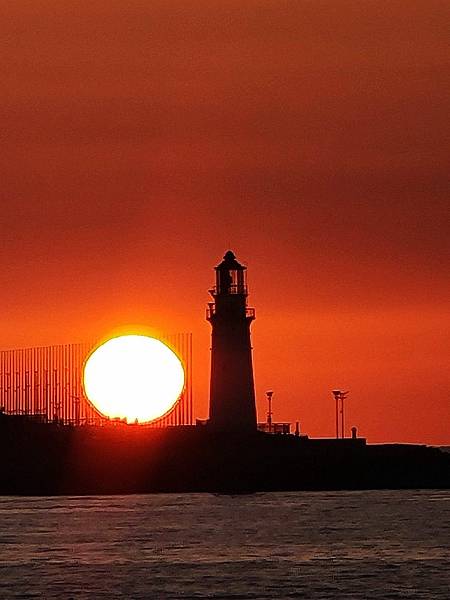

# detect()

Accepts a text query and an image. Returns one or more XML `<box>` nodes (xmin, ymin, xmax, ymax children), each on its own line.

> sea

<box><xmin>0</xmin><ymin>491</ymin><xmax>448</xmax><ymax>599</ymax></box>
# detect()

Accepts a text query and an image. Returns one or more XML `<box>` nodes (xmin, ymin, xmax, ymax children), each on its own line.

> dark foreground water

<box><xmin>0</xmin><ymin>491</ymin><xmax>449</xmax><ymax>599</ymax></box>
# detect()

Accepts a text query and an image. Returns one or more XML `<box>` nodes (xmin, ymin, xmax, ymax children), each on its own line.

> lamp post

<box><xmin>332</xmin><ymin>390</ymin><xmax>340</xmax><ymax>439</ymax></box>
<box><xmin>332</xmin><ymin>390</ymin><xmax>349</xmax><ymax>438</ymax></box>
<box><xmin>266</xmin><ymin>390</ymin><xmax>273</xmax><ymax>433</ymax></box>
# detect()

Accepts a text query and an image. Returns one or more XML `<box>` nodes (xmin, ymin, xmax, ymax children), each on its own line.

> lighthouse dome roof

<box><xmin>216</xmin><ymin>250</ymin><xmax>246</xmax><ymax>270</ymax></box>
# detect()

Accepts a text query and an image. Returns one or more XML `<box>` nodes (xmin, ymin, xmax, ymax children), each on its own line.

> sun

<box><xmin>83</xmin><ymin>335</ymin><xmax>185</xmax><ymax>423</ymax></box>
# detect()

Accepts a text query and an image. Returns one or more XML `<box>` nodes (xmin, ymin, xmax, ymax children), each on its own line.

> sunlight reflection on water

<box><xmin>0</xmin><ymin>491</ymin><xmax>449</xmax><ymax>598</ymax></box>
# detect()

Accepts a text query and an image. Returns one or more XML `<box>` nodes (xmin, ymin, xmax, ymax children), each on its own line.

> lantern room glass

<box><xmin>216</xmin><ymin>267</ymin><xmax>247</xmax><ymax>295</ymax></box>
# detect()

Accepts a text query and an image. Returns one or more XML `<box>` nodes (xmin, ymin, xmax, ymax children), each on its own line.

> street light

<box><xmin>266</xmin><ymin>390</ymin><xmax>273</xmax><ymax>433</ymax></box>
<box><xmin>332</xmin><ymin>390</ymin><xmax>349</xmax><ymax>438</ymax></box>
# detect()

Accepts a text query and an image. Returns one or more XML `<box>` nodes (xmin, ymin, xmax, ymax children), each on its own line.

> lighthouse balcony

<box><xmin>209</xmin><ymin>284</ymin><xmax>248</xmax><ymax>296</ymax></box>
<box><xmin>206</xmin><ymin>306</ymin><xmax>255</xmax><ymax>320</ymax></box>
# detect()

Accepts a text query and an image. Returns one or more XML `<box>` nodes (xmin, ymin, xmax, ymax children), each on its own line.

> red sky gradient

<box><xmin>1</xmin><ymin>1</ymin><xmax>449</xmax><ymax>444</ymax></box>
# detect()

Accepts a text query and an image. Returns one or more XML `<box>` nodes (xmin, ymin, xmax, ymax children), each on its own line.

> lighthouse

<box><xmin>206</xmin><ymin>251</ymin><xmax>257</xmax><ymax>432</ymax></box>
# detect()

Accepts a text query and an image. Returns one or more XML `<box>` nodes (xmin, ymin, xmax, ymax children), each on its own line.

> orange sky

<box><xmin>1</xmin><ymin>1</ymin><xmax>449</xmax><ymax>444</ymax></box>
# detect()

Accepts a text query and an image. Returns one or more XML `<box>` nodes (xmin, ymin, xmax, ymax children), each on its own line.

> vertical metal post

<box><xmin>44</xmin><ymin>368</ymin><xmax>49</xmax><ymax>421</ymax></box>
<box><xmin>24</xmin><ymin>370</ymin><xmax>30</xmax><ymax>415</ymax></box>
<box><xmin>189</xmin><ymin>332</ymin><xmax>193</xmax><ymax>424</ymax></box>
<box><xmin>333</xmin><ymin>390</ymin><xmax>340</xmax><ymax>439</ymax></box>
<box><xmin>14</xmin><ymin>370</ymin><xmax>19</xmax><ymax>415</ymax></box>
<box><xmin>336</xmin><ymin>395</ymin><xmax>339</xmax><ymax>438</ymax></box>
<box><xmin>266</xmin><ymin>390</ymin><xmax>273</xmax><ymax>433</ymax></box>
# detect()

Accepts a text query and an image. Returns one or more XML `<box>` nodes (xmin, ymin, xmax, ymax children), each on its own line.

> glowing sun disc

<box><xmin>83</xmin><ymin>335</ymin><xmax>185</xmax><ymax>423</ymax></box>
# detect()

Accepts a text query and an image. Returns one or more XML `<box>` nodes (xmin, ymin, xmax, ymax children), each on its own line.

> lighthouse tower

<box><xmin>207</xmin><ymin>251</ymin><xmax>257</xmax><ymax>432</ymax></box>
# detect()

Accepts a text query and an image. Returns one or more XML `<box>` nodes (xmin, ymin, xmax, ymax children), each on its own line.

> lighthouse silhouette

<box><xmin>207</xmin><ymin>251</ymin><xmax>257</xmax><ymax>431</ymax></box>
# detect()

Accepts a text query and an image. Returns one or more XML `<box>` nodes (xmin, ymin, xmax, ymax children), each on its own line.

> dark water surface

<box><xmin>0</xmin><ymin>491</ymin><xmax>448</xmax><ymax>599</ymax></box>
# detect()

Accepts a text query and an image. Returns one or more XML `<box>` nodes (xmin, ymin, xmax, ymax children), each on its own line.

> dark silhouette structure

<box><xmin>207</xmin><ymin>251</ymin><xmax>257</xmax><ymax>431</ymax></box>
<box><xmin>0</xmin><ymin>413</ymin><xmax>449</xmax><ymax>495</ymax></box>
<box><xmin>0</xmin><ymin>250</ymin><xmax>449</xmax><ymax>496</ymax></box>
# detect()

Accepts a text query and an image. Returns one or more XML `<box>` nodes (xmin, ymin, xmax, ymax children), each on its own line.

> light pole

<box><xmin>266</xmin><ymin>390</ymin><xmax>273</xmax><ymax>433</ymax></box>
<box><xmin>332</xmin><ymin>390</ymin><xmax>349</xmax><ymax>438</ymax></box>
<box><xmin>332</xmin><ymin>390</ymin><xmax>340</xmax><ymax>439</ymax></box>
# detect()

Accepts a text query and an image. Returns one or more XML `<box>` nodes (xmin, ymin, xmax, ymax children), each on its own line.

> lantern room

<box><xmin>213</xmin><ymin>250</ymin><xmax>248</xmax><ymax>296</ymax></box>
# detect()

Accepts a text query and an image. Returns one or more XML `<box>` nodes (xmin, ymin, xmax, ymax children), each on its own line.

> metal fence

<box><xmin>0</xmin><ymin>333</ymin><xmax>193</xmax><ymax>427</ymax></box>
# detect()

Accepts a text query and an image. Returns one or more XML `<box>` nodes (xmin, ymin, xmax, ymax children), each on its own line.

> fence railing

<box><xmin>0</xmin><ymin>333</ymin><xmax>193</xmax><ymax>427</ymax></box>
